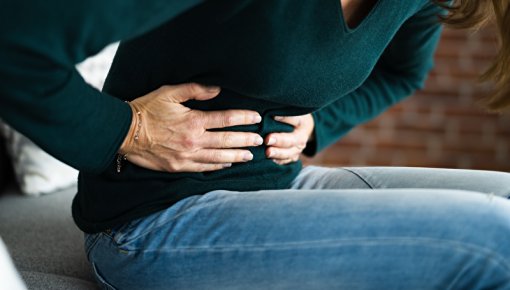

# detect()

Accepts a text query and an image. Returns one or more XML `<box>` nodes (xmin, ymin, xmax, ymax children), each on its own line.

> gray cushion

<box><xmin>0</xmin><ymin>186</ymin><xmax>98</xmax><ymax>290</ymax></box>
<box><xmin>20</xmin><ymin>271</ymin><xmax>97</xmax><ymax>290</ymax></box>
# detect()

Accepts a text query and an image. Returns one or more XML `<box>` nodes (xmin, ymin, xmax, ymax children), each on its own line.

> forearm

<box><xmin>0</xmin><ymin>68</ymin><xmax>132</xmax><ymax>174</ymax></box>
<box><xmin>0</xmin><ymin>0</ymin><xmax>207</xmax><ymax>173</ymax></box>
<box><xmin>304</xmin><ymin>65</ymin><xmax>427</xmax><ymax>156</ymax></box>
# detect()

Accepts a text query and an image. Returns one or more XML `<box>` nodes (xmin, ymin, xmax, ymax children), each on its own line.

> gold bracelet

<box><xmin>134</xmin><ymin>110</ymin><xmax>141</xmax><ymax>141</ymax></box>
<box><xmin>125</xmin><ymin>100</ymin><xmax>142</xmax><ymax>142</ymax></box>
<box><xmin>117</xmin><ymin>101</ymin><xmax>142</xmax><ymax>173</ymax></box>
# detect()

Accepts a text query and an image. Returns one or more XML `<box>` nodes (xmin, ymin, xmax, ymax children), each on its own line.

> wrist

<box><xmin>119</xmin><ymin>102</ymin><xmax>140</xmax><ymax>155</ymax></box>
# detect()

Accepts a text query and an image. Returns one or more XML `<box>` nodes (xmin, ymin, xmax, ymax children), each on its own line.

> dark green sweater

<box><xmin>0</xmin><ymin>0</ymin><xmax>206</xmax><ymax>172</ymax></box>
<box><xmin>0</xmin><ymin>1</ymin><xmax>444</xmax><ymax>233</ymax></box>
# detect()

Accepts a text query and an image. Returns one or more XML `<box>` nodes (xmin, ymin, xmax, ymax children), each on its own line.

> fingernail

<box><xmin>223</xmin><ymin>163</ymin><xmax>232</xmax><ymax>168</ymax></box>
<box><xmin>274</xmin><ymin>116</ymin><xmax>283</xmax><ymax>121</ymax></box>
<box><xmin>205</xmin><ymin>85</ymin><xmax>221</xmax><ymax>92</ymax></box>
<box><xmin>267</xmin><ymin>137</ymin><xmax>276</xmax><ymax>146</ymax></box>
<box><xmin>267</xmin><ymin>150</ymin><xmax>273</xmax><ymax>158</ymax></box>
<box><xmin>254</xmin><ymin>137</ymin><xmax>264</xmax><ymax>145</ymax></box>
<box><xmin>243</xmin><ymin>152</ymin><xmax>253</xmax><ymax>161</ymax></box>
<box><xmin>253</xmin><ymin>115</ymin><xmax>262</xmax><ymax>123</ymax></box>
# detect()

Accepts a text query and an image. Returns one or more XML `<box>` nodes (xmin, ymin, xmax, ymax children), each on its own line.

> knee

<box><xmin>459</xmin><ymin>170</ymin><xmax>510</xmax><ymax>198</ymax></box>
<box><xmin>445</xmin><ymin>191</ymin><xmax>510</xmax><ymax>250</ymax></box>
<box><xmin>483</xmin><ymin>171</ymin><xmax>510</xmax><ymax>198</ymax></box>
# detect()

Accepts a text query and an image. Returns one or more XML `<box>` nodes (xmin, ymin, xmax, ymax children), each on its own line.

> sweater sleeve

<box><xmin>303</xmin><ymin>3</ymin><xmax>445</xmax><ymax>156</ymax></box>
<box><xmin>0</xmin><ymin>0</ymin><xmax>203</xmax><ymax>173</ymax></box>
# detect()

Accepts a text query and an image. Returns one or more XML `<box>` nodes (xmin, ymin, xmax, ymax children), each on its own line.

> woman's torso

<box><xmin>74</xmin><ymin>0</ymin><xmax>430</xmax><ymax>233</ymax></box>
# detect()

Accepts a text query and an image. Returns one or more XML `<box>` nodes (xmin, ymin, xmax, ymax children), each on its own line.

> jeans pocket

<box><xmin>111</xmin><ymin>219</ymin><xmax>141</xmax><ymax>247</ymax></box>
<box><xmin>91</xmin><ymin>262</ymin><xmax>118</xmax><ymax>290</ymax></box>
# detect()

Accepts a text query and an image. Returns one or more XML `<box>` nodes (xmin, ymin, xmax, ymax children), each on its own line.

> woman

<box><xmin>2</xmin><ymin>1</ymin><xmax>510</xmax><ymax>289</ymax></box>
<box><xmin>78</xmin><ymin>0</ymin><xmax>510</xmax><ymax>289</ymax></box>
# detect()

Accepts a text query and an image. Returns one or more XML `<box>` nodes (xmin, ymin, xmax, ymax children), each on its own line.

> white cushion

<box><xmin>0</xmin><ymin>42</ymin><xmax>119</xmax><ymax>196</ymax></box>
<box><xmin>0</xmin><ymin>123</ymin><xmax>78</xmax><ymax>196</ymax></box>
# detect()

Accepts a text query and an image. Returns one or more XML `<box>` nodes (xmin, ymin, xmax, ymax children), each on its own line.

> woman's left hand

<box><xmin>265</xmin><ymin>114</ymin><xmax>315</xmax><ymax>165</ymax></box>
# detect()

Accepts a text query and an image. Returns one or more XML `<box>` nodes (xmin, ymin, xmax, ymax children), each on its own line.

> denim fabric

<box><xmin>85</xmin><ymin>166</ymin><xmax>510</xmax><ymax>290</ymax></box>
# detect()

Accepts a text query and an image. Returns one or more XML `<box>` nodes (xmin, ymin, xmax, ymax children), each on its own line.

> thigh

<box><xmin>86</xmin><ymin>188</ymin><xmax>510</xmax><ymax>290</ymax></box>
<box><xmin>291</xmin><ymin>166</ymin><xmax>510</xmax><ymax>197</ymax></box>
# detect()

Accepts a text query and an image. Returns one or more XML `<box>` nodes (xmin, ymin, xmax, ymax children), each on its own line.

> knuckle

<box><xmin>224</xmin><ymin>114</ymin><xmax>235</xmax><ymax>127</ymax></box>
<box><xmin>181</xmin><ymin>137</ymin><xmax>196</xmax><ymax>150</ymax></box>
<box><xmin>222</xmin><ymin>133</ymin><xmax>235</xmax><ymax>147</ymax></box>
<box><xmin>186</xmin><ymin>83</ymin><xmax>202</xmax><ymax>95</ymax></box>
<box><xmin>167</xmin><ymin>161</ymin><xmax>181</xmax><ymax>172</ymax></box>
<box><xmin>188</xmin><ymin>115</ymin><xmax>205</xmax><ymax>130</ymax></box>
<box><xmin>211</xmin><ymin>150</ymin><xmax>224</xmax><ymax>162</ymax></box>
<box><xmin>285</xmin><ymin>136</ymin><xmax>296</xmax><ymax>146</ymax></box>
<box><xmin>159</xmin><ymin>85</ymin><xmax>171</xmax><ymax>92</ymax></box>
<box><xmin>279</xmin><ymin>138</ymin><xmax>291</xmax><ymax>148</ymax></box>
<box><xmin>175</xmin><ymin>151</ymin><xmax>188</xmax><ymax>160</ymax></box>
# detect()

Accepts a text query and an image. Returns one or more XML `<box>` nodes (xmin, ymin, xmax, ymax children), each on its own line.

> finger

<box><xmin>265</xmin><ymin>132</ymin><xmax>301</xmax><ymax>148</ymax></box>
<box><xmin>202</xmin><ymin>110</ymin><xmax>262</xmax><ymax>129</ymax></box>
<box><xmin>160</xmin><ymin>83</ymin><xmax>221</xmax><ymax>103</ymax></box>
<box><xmin>272</xmin><ymin>158</ymin><xmax>295</xmax><ymax>165</ymax></box>
<box><xmin>266</xmin><ymin>146</ymin><xmax>302</xmax><ymax>159</ymax></box>
<box><xmin>182</xmin><ymin>162</ymin><xmax>233</xmax><ymax>173</ymax></box>
<box><xmin>201</xmin><ymin>131</ymin><xmax>263</xmax><ymax>148</ymax></box>
<box><xmin>191</xmin><ymin>149</ymin><xmax>254</xmax><ymax>163</ymax></box>
<box><xmin>274</xmin><ymin>116</ymin><xmax>302</xmax><ymax>127</ymax></box>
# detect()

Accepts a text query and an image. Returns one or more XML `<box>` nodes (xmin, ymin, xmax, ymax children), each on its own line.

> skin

<box><xmin>119</xmin><ymin>82</ymin><xmax>314</xmax><ymax>172</ymax></box>
<box><xmin>265</xmin><ymin>114</ymin><xmax>314</xmax><ymax>165</ymax></box>
<box><xmin>341</xmin><ymin>0</ymin><xmax>380</xmax><ymax>28</ymax></box>
<box><xmin>120</xmin><ymin>0</ymin><xmax>379</xmax><ymax>172</ymax></box>
<box><xmin>121</xmin><ymin>83</ymin><xmax>264</xmax><ymax>172</ymax></box>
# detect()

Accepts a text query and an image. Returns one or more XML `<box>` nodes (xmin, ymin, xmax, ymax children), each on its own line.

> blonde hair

<box><xmin>434</xmin><ymin>0</ymin><xmax>510</xmax><ymax>112</ymax></box>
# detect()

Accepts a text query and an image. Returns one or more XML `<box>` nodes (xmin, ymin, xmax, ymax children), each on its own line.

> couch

<box><xmin>0</xmin><ymin>43</ymin><xmax>121</xmax><ymax>290</ymax></box>
<box><xmin>0</xmin><ymin>136</ymin><xmax>98</xmax><ymax>290</ymax></box>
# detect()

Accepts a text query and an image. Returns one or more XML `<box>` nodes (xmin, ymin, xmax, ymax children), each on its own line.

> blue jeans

<box><xmin>85</xmin><ymin>166</ymin><xmax>510</xmax><ymax>290</ymax></box>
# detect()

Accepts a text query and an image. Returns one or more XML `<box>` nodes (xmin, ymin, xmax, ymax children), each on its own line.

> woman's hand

<box><xmin>265</xmin><ymin>114</ymin><xmax>315</xmax><ymax>165</ymax></box>
<box><xmin>119</xmin><ymin>83</ymin><xmax>263</xmax><ymax>172</ymax></box>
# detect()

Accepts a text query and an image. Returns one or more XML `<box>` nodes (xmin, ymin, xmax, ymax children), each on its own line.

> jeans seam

<box><xmin>117</xmin><ymin>237</ymin><xmax>510</xmax><ymax>272</ymax></box>
<box><xmin>85</xmin><ymin>233</ymin><xmax>103</xmax><ymax>261</ymax></box>
<box><xmin>91</xmin><ymin>262</ymin><xmax>118</xmax><ymax>290</ymax></box>
<box><xmin>342</xmin><ymin>168</ymin><xmax>374</xmax><ymax>189</ymax></box>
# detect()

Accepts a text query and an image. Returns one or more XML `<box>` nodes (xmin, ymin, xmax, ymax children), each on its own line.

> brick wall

<box><xmin>304</xmin><ymin>27</ymin><xmax>510</xmax><ymax>171</ymax></box>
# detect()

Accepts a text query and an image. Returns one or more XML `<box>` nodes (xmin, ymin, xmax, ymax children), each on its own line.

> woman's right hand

<box><xmin>119</xmin><ymin>83</ymin><xmax>263</xmax><ymax>172</ymax></box>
